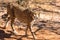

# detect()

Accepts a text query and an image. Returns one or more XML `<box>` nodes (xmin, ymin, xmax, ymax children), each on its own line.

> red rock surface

<box><xmin>0</xmin><ymin>0</ymin><xmax>60</xmax><ymax>40</ymax></box>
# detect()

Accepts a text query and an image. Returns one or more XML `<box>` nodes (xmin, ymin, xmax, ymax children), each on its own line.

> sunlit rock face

<box><xmin>56</xmin><ymin>0</ymin><xmax>60</xmax><ymax>6</ymax></box>
<box><xmin>0</xmin><ymin>0</ymin><xmax>17</xmax><ymax>3</ymax></box>
<box><xmin>39</xmin><ymin>12</ymin><xmax>60</xmax><ymax>22</ymax></box>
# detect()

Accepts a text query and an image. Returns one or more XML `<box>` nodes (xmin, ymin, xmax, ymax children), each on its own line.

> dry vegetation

<box><xmin>0</xmin><ymin>0</ymin><xmax>60</xmax><ymax>40</ymax></box>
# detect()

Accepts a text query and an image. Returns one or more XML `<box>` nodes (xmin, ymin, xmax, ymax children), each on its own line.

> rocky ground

<box><xmin>0</xmin><ymin>0</ymin><xmax>60</xmax><ymax>40</ymax></box>
<box><xmin>0</xmin><ymin>7</ymin><xmax>60</xmax><ymax>40</ymax></box>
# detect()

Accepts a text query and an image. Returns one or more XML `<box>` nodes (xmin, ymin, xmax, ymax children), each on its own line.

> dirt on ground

<box><xmin>0</xmin><ymin>0</ymin><xmax>60</xmax><ymax>40</ymax></box>
<box><xmin>0</xmin><ymin>7</ymin><xmax>60</xmax><ymax>40</ymax></box>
